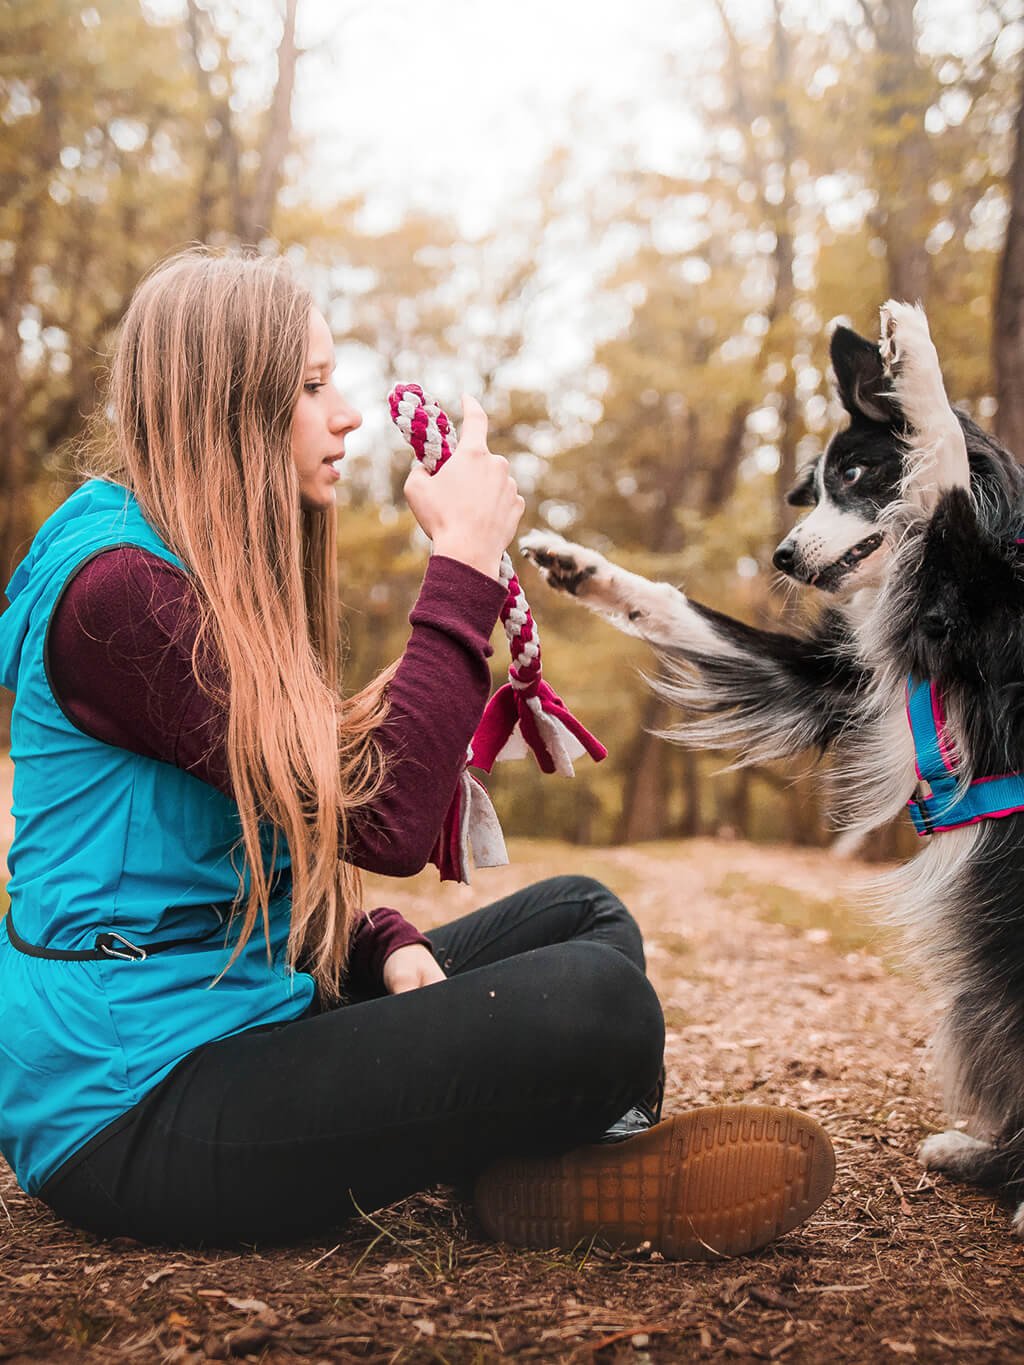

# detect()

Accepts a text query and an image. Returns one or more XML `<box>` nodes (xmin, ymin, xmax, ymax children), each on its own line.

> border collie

<box><xmin>520</xmin><ymin>302</ymin><xmax>1024</xmax><ymax>1238</ymax></box>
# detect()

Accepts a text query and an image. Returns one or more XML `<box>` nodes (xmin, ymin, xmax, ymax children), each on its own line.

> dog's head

<box><xmin>773</xmin><ymin>325</ymin><xmax>905</xmax><ymax>594</ymax></box>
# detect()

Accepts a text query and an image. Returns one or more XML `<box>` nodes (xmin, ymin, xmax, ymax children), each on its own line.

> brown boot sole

<box><xmin>473</xmin><ymin>1104</ymin><xmax>835</xmax><ymax>1261</ymax></box>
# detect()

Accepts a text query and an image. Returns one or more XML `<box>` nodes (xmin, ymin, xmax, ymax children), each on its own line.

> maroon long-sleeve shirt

<box><xmin>47</xmin><ymin>548</ymin><xmax>507</xmax><ymax>993</ymax></box>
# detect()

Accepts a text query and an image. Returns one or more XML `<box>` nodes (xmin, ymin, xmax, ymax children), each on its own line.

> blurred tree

<box><xmin>183</xmin><ymin>0</ymin><xmax>300</xmax><ymax>243</ymax></box>
<box><xmin>858</xmin><ymin>0</ymin><xmax>932</xmax><ymax>303</ymax></box>
<box><xmin>5</xmin><ymin>0</ymin><xmax>1024</xmax><ymax>855</ymax></box>
<box><xmin>995</xmin><ymin>51</ymin><xmax>1024</xmax><ymax>454</ymax></box>
<box><xmin>0</xmin><ymin>0</ymin><xmax>309</xmax><ymax>742</ymax></box>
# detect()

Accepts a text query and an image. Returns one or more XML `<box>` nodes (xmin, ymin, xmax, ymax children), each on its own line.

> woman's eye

<box><xmin>304</xmin><ymin>382</ymin><xmax>324</xmax><ymax>394</ymax></box>
<box><xmin>841</xmin><ymin>465</ymin><xmax>864</xmax><ymax>486</ymax></box>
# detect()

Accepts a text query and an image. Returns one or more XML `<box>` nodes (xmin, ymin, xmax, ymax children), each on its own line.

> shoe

<box><xmin>597</xmin><ymin>1063</ymin><xmax>666</xmax><ymax>1142</ymax></box>
<box><xmin>473</xmin><ymin>1103</ymin><xmax>835</xmax><ymax>1261</ymax></box>
<box><xmin>599</xmin><ymin>1102</ymin><xmax>658</xmax><ymax>1143</ymax></box>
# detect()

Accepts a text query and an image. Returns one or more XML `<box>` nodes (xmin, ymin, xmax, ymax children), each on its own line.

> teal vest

<box><xmin>0</xmin><ymin>479</ymin><xmax>312</xmax><ymax>1193</ymax></box>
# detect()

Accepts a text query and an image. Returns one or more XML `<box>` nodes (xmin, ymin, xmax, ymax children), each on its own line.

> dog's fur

<box><xmin>520</xmin><ymin>302</ymin><xmax>1024</xmax><ymax>1237</ymax></box>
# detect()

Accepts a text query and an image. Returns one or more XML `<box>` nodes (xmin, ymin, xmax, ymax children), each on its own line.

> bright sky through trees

<box><xmin>143</xmin><ymin>0</ymin><xmax>1023</xmax><ymax>233</ymax></box>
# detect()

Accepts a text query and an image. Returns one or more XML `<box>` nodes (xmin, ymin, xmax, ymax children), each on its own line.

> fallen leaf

<box><xmin>750</xmin><ymin>1286</ymin><xmax>800</xmax><ymax>1312</ymax></box>
<box><xmin>143</xmin><ymin>1262</ymin><xmax>189</xmax><ymax>1289</ymax></box>
<box><xmin>226</xmin><ymin>1297</ymin><xmax>270</xmax><ymax>1314</ymax></box>
<box><xmin>225</xmin><ymin>1322</ymin><xmax>273</xmax><ymax>1356</ymax></box>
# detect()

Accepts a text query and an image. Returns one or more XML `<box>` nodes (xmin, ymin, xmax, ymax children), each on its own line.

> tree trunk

<box><xmin>768</xmin><ymin>0</ymin><xmax>799</xmax><ymax>542</ymax></box>
<box><xmin>995</xmin><ymin>56</ymin><xmax>1024</xmax><ymax>456</ymax></box>
<box><xmin>241</xmin><ymin>0</ymin><xmax>300</xmax><ymax>244</ymax></box>
<box><xmin>679</xmin><ymin>750</ymin><xmax>701</xmax><ymax>838</ymax></box>
<box><xmin>615</xmin><ymin>694</ymin><xmax>669</xmax><ymax>844</ymax></box>
<box><xmin>0</xmin><ymin>74</ymin><xmax>62</xmax><ymax>589</ymax></box>
<box><xmin>872</xmin><ymin>0</ymin><xmax>930</xmax><ymax>303</ymax></box>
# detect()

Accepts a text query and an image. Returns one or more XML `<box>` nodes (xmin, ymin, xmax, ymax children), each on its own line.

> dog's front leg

<box><xmin>880</xmin><ymin>301</ymin><xmax>970</xmax><ymax>511</ymax></box>
<box><xmin>518</xmin><ymin>531</ymin><xmax>739</xmax><ymax>657</ymax></box>
<box><xmin>519</xmin><ymin>530</ymin><xmax>865</xmax><ymax>762</ymax></box>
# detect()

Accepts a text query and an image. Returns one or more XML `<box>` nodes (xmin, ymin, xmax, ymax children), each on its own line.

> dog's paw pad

<box><xmin>518</xmin><ymin>531</ymin><xmax>602</xmax><ymax>597</ymax></box>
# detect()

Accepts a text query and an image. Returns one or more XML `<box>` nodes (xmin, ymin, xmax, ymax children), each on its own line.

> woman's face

<box><xmin>291</xmin><ymin>308</ymin><xmax>362</xmax><ymax>512</ymax></box>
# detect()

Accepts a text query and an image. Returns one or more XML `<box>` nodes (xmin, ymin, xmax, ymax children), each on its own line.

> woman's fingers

<box><xmin>402</xmin><ymin>394</ymin><xmax>522</xmax><ymax>577</ymax></box>
<box><xmin>458</xmin><ymin>393</ymin><xmax>489</xmax><ymax>451</ymax></box>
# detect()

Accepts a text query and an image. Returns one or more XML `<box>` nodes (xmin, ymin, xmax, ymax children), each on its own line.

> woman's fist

<box><xmin>403</xmin><ymin>395</ymin><xmax>525</xmax><ymax>580</ymax></box>
<box><xmin>382</xmin><ymin>943</ymin><xmax>447</xmax><ymax>995</ymax></box>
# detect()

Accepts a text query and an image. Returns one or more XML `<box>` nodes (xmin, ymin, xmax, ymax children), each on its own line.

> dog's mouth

<box><xmin>810</xmin><ymin>532</ymin><xmax>885</xmax><ymax>588</ymax></box>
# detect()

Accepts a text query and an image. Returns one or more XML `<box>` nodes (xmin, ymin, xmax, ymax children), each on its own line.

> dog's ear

<box><xmin>786</xmin><ymin>461</ymin><xmax>818</xmax><ymax>507</ymax></box>
<box><xmin>830</xmin><ymin>325</ymin><xmax>897</xmax><ymax>425</ymax></box>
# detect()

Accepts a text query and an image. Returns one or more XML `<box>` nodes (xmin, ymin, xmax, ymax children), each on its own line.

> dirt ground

<box><xmin>0</xmin><ymin>759</ymin><xmax>1022</xmax><ymax>1361</ymax></box>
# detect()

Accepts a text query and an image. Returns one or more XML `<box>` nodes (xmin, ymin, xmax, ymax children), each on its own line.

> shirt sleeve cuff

<box><xmin>411</xmin><ymin>555</ymin><xmax>508</xmax><ymax>655</ymax></box>
<box><xmin>346</xmin><ymin>907</ymin><xmax>434</xmax><ymax>989</ymax></box>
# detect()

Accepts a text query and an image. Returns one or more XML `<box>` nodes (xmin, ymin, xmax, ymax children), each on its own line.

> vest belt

<box><xmin>3</xmin><ymin>904</ymin><xmax>229</xmax><ymax>963</ymax></box>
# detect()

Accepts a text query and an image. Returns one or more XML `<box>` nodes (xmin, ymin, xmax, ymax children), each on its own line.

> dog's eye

<box><xmin>840</xmin><ymin>465</ymin><xmax>864</xmax><ymax>486</ymax></box>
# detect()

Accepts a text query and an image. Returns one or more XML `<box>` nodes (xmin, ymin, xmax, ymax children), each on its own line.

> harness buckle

<box><xmin>95</xmin><ymin>932</ymin><xmax>147</xmax><ymax>962</ymax></box>
<box><xmin>915</xmin><ymin>778</ymin><xmax>934</xmax><ymax>803</ymax></box>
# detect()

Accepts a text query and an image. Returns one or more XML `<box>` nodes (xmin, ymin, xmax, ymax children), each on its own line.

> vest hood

<box><xmin>4</xmin><ymin>490</ymin><xmax>80</xmax><ymax>692</ymax></box>
<box><xmin>0</xmin><ymin>480</ymin><xmax>137</xmax><ymax>695</ymax></box>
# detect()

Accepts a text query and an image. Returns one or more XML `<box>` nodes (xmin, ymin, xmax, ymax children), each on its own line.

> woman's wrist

<box><xmin>431</xmin><ymin>537</ymin><xmax>502</xmax><ymax>580</ymax></box>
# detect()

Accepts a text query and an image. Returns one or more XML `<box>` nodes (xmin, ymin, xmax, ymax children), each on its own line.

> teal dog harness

<box><xmin>906</xmin><ymin>674</ymin><xmax>1024</xmax><ymax>834</ymax></box>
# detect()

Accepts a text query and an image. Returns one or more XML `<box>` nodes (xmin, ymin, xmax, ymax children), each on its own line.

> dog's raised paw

<box><xmin>879</xmin><ymin>299</ymin><xmax>935</xmax><ymax>379</ymax></box>
<box><xmin>519</xmin><ymin>531</ymin><xmax>606</xmax><ymax>598</ymax></box>
<box><xmin>1012</xmin><ymin>1200</ymin><xmax>1024</xmax><ymax>1240</ymax></box>
<box><xmin>878</xmin><ymin>300</ymin><xmax>969</xmax><ymax>500</ymax></box>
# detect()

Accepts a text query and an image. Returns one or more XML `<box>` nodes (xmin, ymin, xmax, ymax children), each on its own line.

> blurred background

<box><xmin>3</xmin><ymin>0</ymin><xmax>1024</xmax><ymax>853</ymax></box>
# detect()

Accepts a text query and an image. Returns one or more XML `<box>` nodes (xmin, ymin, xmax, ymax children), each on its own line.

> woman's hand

<box><xmin>403</xmin><ymin>394</ymin><xmax>525</xmax><ymax>580</ymax></box>
<box><xmin>382</xmin><ymin>943</ymin><xmax>447</xmax><ymax>995</ymax></box>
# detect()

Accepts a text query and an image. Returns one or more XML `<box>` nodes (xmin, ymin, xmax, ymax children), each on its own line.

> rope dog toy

<box><xmin>389</xmin><ymin>384</ymin><xmax>607</xmax><ymax>882</ymax></box>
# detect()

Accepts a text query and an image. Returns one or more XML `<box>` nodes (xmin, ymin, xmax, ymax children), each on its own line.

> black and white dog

<box><xmin>521</xmin><ymin>302</ymin><xmax>1024</xmax><ymax>1237</ymax></box>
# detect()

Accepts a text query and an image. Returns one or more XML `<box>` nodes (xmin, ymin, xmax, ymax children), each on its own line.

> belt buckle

<box><xmin>97</xmin><ymin>932</ymin><xmax>147</xmax><ymax>962</ymax></box>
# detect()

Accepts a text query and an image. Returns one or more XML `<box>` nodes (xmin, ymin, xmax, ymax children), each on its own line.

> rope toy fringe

<box><xmin>389</xmin><ymin>383</ymin><xmax>607</xmax><ymax>882</ymax></box>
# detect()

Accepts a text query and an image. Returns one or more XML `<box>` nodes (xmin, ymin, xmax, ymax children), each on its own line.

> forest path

<box><xmin>0</xmin><ymin>788</ymin><xmax>1022</xmax><ymax>1361</ymax></box>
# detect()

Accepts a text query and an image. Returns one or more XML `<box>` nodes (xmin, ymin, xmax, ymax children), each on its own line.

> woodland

<box><xmin>4</xmin><ymin>8</ymin><xmax>1024</xmax><ymax>1361</ymax></box>
<box><xmin>4</xmin><ymin>0</ymin><xmax>1024</xmax><ymax>848</ymax></box>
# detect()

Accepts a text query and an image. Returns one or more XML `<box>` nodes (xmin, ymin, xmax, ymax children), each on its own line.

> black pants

<box><xmin>39</xmin><ymin>876</ymin><xmax>664</xmax><ymax>1247</ymax></box>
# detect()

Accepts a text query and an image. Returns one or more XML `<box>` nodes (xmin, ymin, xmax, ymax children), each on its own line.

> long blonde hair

<box><xmin>80</xmin><ymin>247</ymin><xmax>390</xmax><ymax>1000</ymax></box>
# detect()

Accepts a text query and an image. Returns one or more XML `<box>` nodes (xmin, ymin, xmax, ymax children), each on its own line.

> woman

<box><xmin>0</xmin><ymin>249</ymin><xmax>834</xmax><ymax>1253</ymax></box>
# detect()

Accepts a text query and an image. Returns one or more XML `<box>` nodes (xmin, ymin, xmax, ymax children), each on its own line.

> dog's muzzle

<box><xmin>772</xmin><ymin>532</ymin><xmax>884</xmax><ymax>586</ymax></box>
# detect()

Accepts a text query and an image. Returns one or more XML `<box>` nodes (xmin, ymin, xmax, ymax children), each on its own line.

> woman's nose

<box><xmin>332</xmin><ymin>400</ymin><xmax>362</xmax><ymax>433</ymax></box>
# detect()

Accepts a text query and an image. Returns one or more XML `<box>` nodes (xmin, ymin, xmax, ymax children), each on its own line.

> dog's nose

<box><xmin>772</xmin><ymin>541</ymin><xmax>796</xmax><ymax>573</ymax></box>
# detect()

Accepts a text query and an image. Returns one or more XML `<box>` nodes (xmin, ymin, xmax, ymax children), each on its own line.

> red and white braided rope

<box><xmin>389</xmin><ymin>383</ymin><xmax>606</xmax><ymax>881</ymax></box>
<box><xmin>391</xmin><ymin>384</ymin><xmax>545</xmax><ymax>709</ymax></box>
